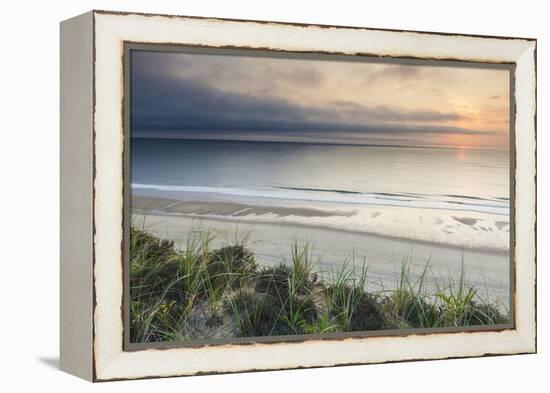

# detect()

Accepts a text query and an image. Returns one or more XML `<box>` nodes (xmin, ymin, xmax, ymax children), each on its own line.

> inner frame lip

<box><xmin>121</xmin><ymin>41</ymin><xmax>516</xmax><ymax>352</ymax></box>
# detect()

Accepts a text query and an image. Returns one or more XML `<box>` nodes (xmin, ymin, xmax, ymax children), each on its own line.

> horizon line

<box><xmin>130</xmin><ymin>135</ymin><xmax>509</xmax><ymax>151</ymax></box>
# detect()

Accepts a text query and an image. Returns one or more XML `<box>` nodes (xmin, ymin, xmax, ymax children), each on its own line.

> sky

<box><xmin>130</xmin><ymin>49</ymin><xmax>510</xmax><ymax>149</ymax></box>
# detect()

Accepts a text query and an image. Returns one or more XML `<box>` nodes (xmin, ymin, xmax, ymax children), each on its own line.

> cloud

<box><xmin>331</xmin><ymin>100</ymin><xmax>464</xmax><ymax>122</ymax></box>
<box><xmin>131</xmin><ymin>71</ymin><xmax>312</xmax><ymax>130</ymax></box>
<box><xmin>132</xmin><ymin>50</ymin><xmax>325</xmax><ymax>96</ymax></box>
<box><xmin>283</xmin><ymin>67</ymin><xmax>324</xmax><ymax>87</ymax></box>
<box><xmin>488</xmin><ymin>95</ymin><xmax>502</xmax><ymax>99</ymax></box>
<box><xmin>363</xmin><ymin>64</ymin><xmax>445</xmax><ymax>86</ymax></box>
<box><xmin>131</xmin><ymin>52</ymin><xmax>491</xmax><ymax>143</ymax></box>
<box><xmin>367</xmin><ymin>64</ymin><xmax>422</xmax><ymax>82</ymax></box>
<box><xmin>131</xmin><ymin>73</ymin><xmax>479</xmax><ymax>135</ymax></box>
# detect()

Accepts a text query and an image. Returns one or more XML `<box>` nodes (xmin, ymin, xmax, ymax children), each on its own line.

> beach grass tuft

<box><xmin>129</xmin><ymin>226</ymin><xmax>510</xmax><ymax>343</ymax></box>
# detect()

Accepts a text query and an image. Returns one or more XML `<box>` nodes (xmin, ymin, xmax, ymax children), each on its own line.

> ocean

<box><xmin>131</xmin><ymin>138</ymin><xmax>510</xmax><ymax>251</ymax></box>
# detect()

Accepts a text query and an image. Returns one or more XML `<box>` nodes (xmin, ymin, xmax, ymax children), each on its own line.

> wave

<box><xmin>275</xmin><ymin>186</ymin><xmax>362</xmax><ymax>195</ymax></box>
<box><xmin>131</xmin><ymin>183</ymin><xmax>509</xmax><ymax>216</ymax></box>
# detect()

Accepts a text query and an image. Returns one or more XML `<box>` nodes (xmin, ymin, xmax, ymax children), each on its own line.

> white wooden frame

<box><xmin>60</xmin><ymin>10</ymin><xmax>536</xmax><ymax>382</ymax></box>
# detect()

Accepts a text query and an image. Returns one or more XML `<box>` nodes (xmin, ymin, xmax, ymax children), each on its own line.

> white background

<box><xmin>0</xmin><ymin>0</ymin><xmax>546</xmax><ymax>391</ymax></box>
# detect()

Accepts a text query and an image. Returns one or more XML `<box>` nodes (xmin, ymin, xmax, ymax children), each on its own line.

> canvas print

<box><xmin>128</xmin><ymin>48</ymin><xmax>511</xmax><ymax>344</ymax></box>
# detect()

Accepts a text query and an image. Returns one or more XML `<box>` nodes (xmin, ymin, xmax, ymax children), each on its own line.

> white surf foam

<box><xmin>131</xmin><ymin>183</ymin><xmax>509</xmax><ymax>216</ymax></box>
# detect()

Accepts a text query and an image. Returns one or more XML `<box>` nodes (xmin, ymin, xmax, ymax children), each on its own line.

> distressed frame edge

<box><xmin>90</xmin><ymin>11</ymin><xmax>537</xmax><ymax>381</ymax></box>
<box><xmin>512</xmin><ymin>40</ymin><xmax>537</xmax><ymax>353</ymax></box>
<box><xmin>92</xmin><ymin>8</ymin><xmax>537</xmax><ymax>42</ymax></box>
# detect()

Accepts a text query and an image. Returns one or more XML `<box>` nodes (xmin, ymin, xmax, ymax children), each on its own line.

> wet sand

<box><xmin>132</xmin><ymin>195</ymin><xmax>353</xmax><ymax>218</ymax></box>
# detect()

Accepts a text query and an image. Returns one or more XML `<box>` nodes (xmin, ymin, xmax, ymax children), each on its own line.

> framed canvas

<box><xmin>60</xmin><ymin>10</ymin><xmax>537</xmax><ymax>382</ymax></box>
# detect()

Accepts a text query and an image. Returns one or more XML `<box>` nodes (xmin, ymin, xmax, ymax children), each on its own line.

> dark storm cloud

<box><xmin>131</xmin><ymin>57</ymin><xmax>486</xmax><ymax>139</ymax></box>
<box><xmin>131</xmin><ymin>70</ymin><xmax>317</xmax><ymax>131</ymax></box>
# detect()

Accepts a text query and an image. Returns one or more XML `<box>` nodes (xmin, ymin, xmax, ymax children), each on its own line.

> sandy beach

<box><xmin>132</xmin><ymin>195</ymin><xmax>510</xmax><ymax>306</ymax></box>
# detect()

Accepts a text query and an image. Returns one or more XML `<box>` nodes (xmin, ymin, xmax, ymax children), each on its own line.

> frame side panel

<box><xmin>60</xmin><ymin>11</ymin><xmax>94</xmax><ymax>381</ymax></box>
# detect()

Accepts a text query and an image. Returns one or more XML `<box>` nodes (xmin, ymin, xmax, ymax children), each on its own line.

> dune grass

<box><xmin>129</xmin><ymin>225</ymin><xmax>509</xmax><ymax>343</ymax></box>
